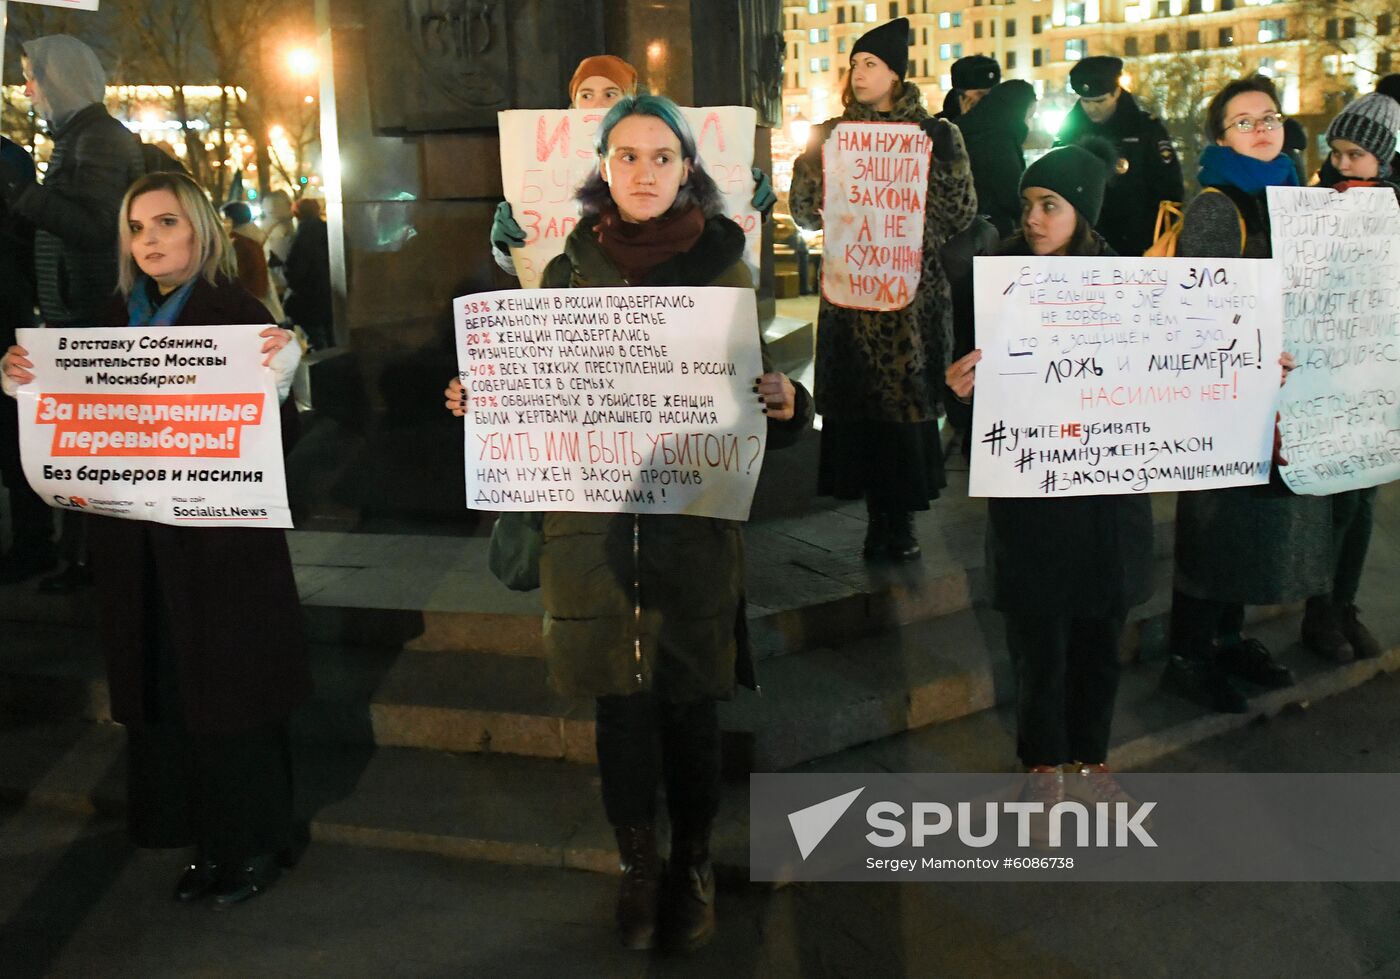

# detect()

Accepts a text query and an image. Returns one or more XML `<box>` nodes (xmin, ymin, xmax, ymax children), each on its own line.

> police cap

<box><xmin>1069</xmin><ymin>56</ymin><xmax>1123</xmax><ymax>98</ymax></box>
<box><xmin>951</xmin><ymin>55</ymin><xmax>1000</xmax><ymax>91</ymax></box>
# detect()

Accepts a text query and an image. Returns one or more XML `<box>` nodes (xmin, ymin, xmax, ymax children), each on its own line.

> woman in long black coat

<box><xmin>946</xmin><ymin>141</ymin><xmax>1153</xmax><ymax>816</ymax></box>
<box><xmin>3</xmin><ymin>172</ymin><xmax>308</xmax><ymax>908</ymax></box>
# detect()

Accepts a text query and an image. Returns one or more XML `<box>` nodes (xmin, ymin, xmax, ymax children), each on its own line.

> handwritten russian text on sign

<box><xmin>16</xmin><ymin>326</ymin><xmax>291</xmax><ymax>528</ymax></box>
<box><xmin>1269</xmin><ymin>186</ymin><xmax>1400</xmax><ymax>495</ymax></box>
<box><xmin>497</xmin><ymin>107</ymin><xmax>760</xmax><ymax>290</ymax></box>
<box><xmin>969</xmin><ymin>256</ymin><xmax>1283</xmax><ymax>498</ymax></box>
<box><xmin>456</xmin><ymin>288</ymin><xmax>766</xmax><ymax>521</ymax></box>
<box><xmin>820</xmin><ymin>122</ymin><xmax>930</xmax><ymax>311</ymax></box>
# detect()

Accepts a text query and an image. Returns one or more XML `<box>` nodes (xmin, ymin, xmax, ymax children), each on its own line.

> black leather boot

<box><xmin>862</xmin><ymin>508</ymin><xmax>888</xmax><ymax>559</ymax></box>
<box><xmin>614</xmin><ymin>825</ymin><xmax>661</xmax><ymax>950</ymax></box>
<box><xmin>172</xmin><ymin>856</ymin><xmax>221</xmax><ymax>903</ymax></box>
<box><xmin>664</xmin><ymin>824</ymin><xmax>716</xmax><ymax>952</ymax></box>
<box><xmin>885</xmin><ymin>510</ymin><xmax>921</xmax><ymax>562</ymax></box>
<box><xmin>209</xmin><ymin>853</ymin><xmax>281</xmax><ymax>908</ymax></box>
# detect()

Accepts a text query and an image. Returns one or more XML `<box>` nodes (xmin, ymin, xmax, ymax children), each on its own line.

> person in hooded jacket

<box><xmin>0</xmin><ymin>36</ymin><xmax>148</xmax><ymax>593</ymax></box>
<box><xmin>446</xmin><ymin>95</ymin><xmax>810</xmax><ymax>953</ymax></box>
<box><xmin>1295</xmin><ymin>93</ymin><xmax>1400</xmax><ymax>665</ymax></box>
<box><xmin>1054</xmin><ymin>56</ymin><xmax>1184</xmax><ymax>258</ymax></box>
<box><xmin>1160</xmin><ymin>74</ymin><xmax>1328</xmax><ymax>714</ymax></box>
<box><xmin>959</xmin><ymin>79</ymin><xmax>1038</xmax><ymax>237</ymax></box>
<box><xmin>946</xmin><ymin>139</ymin><xmax>1154</xmax><ymax>821</ymax></box>
<box><xmin>789</xmin><ymin>17</ymin><xmax>978</xmax><ymax>561</ymax></box>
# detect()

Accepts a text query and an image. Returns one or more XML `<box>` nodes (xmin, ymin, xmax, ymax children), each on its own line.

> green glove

<box><xmin>490</xmin><ymin>201</ymin><xmax>526</xmax><ymax>254</ymax></box>
<box><xmin>750</xmin><ymin>167</ymin><xmax>776</xmax><ymax>220</ymax></box>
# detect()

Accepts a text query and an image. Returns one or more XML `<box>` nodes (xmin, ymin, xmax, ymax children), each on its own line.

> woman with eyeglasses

<box><xmin>1160</xmin><ymin>75</ymin><xmax>1332</xmax><ymax>714</ymax></box>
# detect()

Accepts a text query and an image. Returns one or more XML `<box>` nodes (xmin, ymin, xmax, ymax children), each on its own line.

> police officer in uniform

<box><xmin>938</xmin><ymin>55</ymin><xmax>1000</xmax><ymax>122</ymax></box>
<box><xmin>1054</xmin><ymin>56</ymin><xmax>1184</xmax><ymax>257</ymax></box>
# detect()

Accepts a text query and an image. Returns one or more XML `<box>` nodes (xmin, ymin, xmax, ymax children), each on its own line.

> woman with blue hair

<box><xmin>447</xmin><ymin>94</ymin><xmax>811</xmax><ymax>952</ymax></box>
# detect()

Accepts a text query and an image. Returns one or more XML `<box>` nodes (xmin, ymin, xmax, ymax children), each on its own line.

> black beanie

<box><xmin>1020</xmin><ymin>138</ymin><xmax>1115</xmax><ymax>225</ymax></box>
<box><xmin>851</xmin><ymin>18</ymin><xmax>910</xmax><ymax>79</ymax></box>
<box><xmin>1376</xmin><ymin>74</ymin><xmax>1400</xmax><ymax>103</ymax></box>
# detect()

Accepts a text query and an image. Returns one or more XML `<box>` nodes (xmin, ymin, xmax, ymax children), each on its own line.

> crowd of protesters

<box><xmin>1</xmin><ymin>16</ymin><xmax>1398</xmax><ymax>958</ymax></box>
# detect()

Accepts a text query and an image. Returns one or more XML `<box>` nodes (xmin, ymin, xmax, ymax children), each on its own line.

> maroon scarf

<box><xmin>593</xmin><ymin>204</ymin><xmax>706</xmax><ymax>284</ymax></box>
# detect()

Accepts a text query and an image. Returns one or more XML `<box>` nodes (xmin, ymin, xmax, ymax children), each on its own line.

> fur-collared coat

<box><xmin>789</xmin><ymin>80</ymin><xmax>978</xmax><ymax>424</ymax></box>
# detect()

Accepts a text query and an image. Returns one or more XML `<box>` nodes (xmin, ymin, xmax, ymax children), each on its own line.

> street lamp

<box><xmin>287</xmin><ymin>48</ymin><xmax>318</xmax><ymax>77</ymax></box>
<box><xmin>789</xmin><ymin>114</ymin><xmax>812</xmax><ymax>149</ymax></box>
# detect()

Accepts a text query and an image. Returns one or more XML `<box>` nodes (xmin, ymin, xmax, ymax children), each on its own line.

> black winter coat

<box><xmin>984</xmin><ymin>234</ymin><xmax>1155</xmax><ymax>616</ymax></box>
<box><xmin>284</xmin><ymin>218</ymin><xmax>333</xmax><ymax>332</ymax></box>
<box><xmin>1055</xmin><ymin>93</ymin><xmax>1184</xmax><ymax>259</ymax></box>
<box><xmin>90</xmin><ymin>276</ymin><xmax>310</xmax><ymax>735</ymax></box>
<box><xmin>11</xmin><ymin>103</ymin><xmax>145</xmax><ymax>325</ymax></box>
<box><xmin>958</xmin><ymin>81</ymin><xmax>1036</xmax><ymax>238</ymax></box>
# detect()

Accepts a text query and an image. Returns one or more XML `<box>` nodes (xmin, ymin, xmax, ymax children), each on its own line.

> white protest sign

<box><xmin>820</xmin><ymin>121</ymin><xmax>930</xmax><ymax>311</ymax></box>
<box><xmin>497</xmin><ymin>107</ymin><xmax>760</xmax><ymax>289</ymax></box>
<box><xmin>970</xmin><ymin>256</ymin><xmax>1283</xmax><ymax>498</ymax></box>
<box><xmin>1268</xmin><ymin>186</ymin><xmax>1400</xmax><ymax>495</ymax></box>
<box><xmin>15</xmin><ymin>326</ymin><xmax>291</xmax><ymax>528</ymax></box>
<box><xmin>10</xmin><ymin>1</ymin><xmax>100</xmax><ymax>9</ymax></box>
<box><xmin>455</xmin><ymin>287</ymin><xmax>766</xmax><ymax>521</ymax></box>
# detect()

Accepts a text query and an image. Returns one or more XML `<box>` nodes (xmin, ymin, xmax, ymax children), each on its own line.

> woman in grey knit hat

<box><xmin>1296</xmin><ymin>93</ymin><xmax>1400</xmax><ymax>664</ymax></box>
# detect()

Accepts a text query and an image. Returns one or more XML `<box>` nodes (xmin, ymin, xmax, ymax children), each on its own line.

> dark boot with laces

<box><xmin>1339</xmin><ymin>603</ymin><xmax>1383</xmax><ymax>660</ymax></box>
<box><xmin>885</xmin><ymin>510</ymin><xmax>921</xmax><ymax>562</ymax></box>
<box><xmin>862</xmin><ymin>509</ymin><xmax>888</xmax><ymax>560</ymax></box>
<box><xmin>663</xmin><ymin>823</ymin><xmax>716</xmax><ymax>952</ymax></box>
<box><xmin>1218</xmin><ymin>637</ymin><xmax>1296</xmax><ymax>689</ymax></box>
<box><xmin>1301</xmin><ymin>596</ymin><xmax>1352</xmax><ymax>663</ymax></box>
<box><xmin>613</xmin><ymin>826</ymin><xmax>661</xmax><ymax>950</ymax></box>
<box><xmin>1160</xmin><ymin>648</ymin><xmax>1248</xmax><ymax>713</ymax></box>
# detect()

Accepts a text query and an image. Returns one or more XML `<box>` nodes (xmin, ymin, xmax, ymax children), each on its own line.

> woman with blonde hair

<box><xmin>3</xmin><ymin>171</ymin><xmax>308</xmax><ymax>907</ymax></box>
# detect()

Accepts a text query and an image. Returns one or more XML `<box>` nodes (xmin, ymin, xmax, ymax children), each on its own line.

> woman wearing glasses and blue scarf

<box><xmin>1160</xmin><ymin>75</ymin><xmax>1332</xmax><ymax>716</ymax></box>
<box><xmin>4</xmin><ymin>171</ymin><xmax>308</xmax><ymax>907</ymax></box>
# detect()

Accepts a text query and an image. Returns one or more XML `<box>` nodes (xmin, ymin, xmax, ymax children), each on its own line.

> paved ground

<box><xmin>4</xmin><ymin>671</ymin><xmax>1400</xmax><ymax>979</ymax></box>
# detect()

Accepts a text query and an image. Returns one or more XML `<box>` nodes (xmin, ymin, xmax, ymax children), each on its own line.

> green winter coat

<box><xmin>789</xmin><ymin>80</ymin><xmax>979</xmax><ymax>424</ymax></box>
<box><xmin>536</xmin><ymin>211</ymin><xmax>812</xmax><ymax>701</ymax></box>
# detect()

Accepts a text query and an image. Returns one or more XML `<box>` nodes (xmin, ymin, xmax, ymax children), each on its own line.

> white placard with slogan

<box><xmin>455</xmin><ymin>287</ymin><xmax>767</xmax><ymax>521</ymax></box>
<box><xmin>15</xmin><ymin>326</ymin><xmax>291</xmax><ymax>528</ymax></box>
<box><xmin>497</xmin><ymin>107</ymin><xmax>760</xmax><ymax>290</ymax></box>
<box><xmin>11</xmin><ymin>1</ymin><xmax>100</xmax><ymax>9</ymax></box>
<box><xmin>969</xmin><ymin>256</ymin><xmax>1284</xmax><ymax>498</ymax></box>
<box><xmin>820</xmin><ymin>121</ymin><xmax>930</xmax><ymax>311</ymax></box>
<box><xmin>1269</xmin><ymin>186</ymin><xmax>1400</xmax><ymax>496</ymax></box>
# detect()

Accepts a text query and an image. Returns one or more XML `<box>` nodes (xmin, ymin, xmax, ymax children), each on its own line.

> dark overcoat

<box><xmin>91</xmin><ymin>276</ymin><xmax>310</xmax><ymax>735</ymax></box>
<box><xmin>984</xmin><ymin>234</ymin><xmax>1156</xmax><ymax>616</ymax></box>
<box><xmin>537</xmin><ymin>213</ymin><xmax>812</xmax><ymax>701</ymax></box>
<box><xmin>1170</xmin><ymin>184</ymin><xmax>1332</xmax><ymax>605</ymax></box>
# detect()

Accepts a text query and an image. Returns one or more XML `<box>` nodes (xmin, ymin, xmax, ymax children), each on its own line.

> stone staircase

<box><xmin>2</xmin><ymin>477</ymin><xmax>1397</xmax><ymax>877</ymax></box>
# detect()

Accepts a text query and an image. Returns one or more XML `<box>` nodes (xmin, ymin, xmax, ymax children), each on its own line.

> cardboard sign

<box><xmin>497</xmin><ymin>106</ymin><xmax>760</xmax><ymax>289</ymax></box>
<box><xmin>820</xmin><ymin>122</ymin><xmax>931</xmax><ymax>311</ymax></box>
<box><xmin>969</xmin><ymin>256</ymin><xmax>1284</xmax><ymax>498</ymax></box>
<box><xmin>455</xmin><ymin>287</ymin><xmax>766</xmax><ymax>521</ymax></box>
<box><xmin>16</xmin><ymin>326</ymin><xmax>291</xmax><ymax>527</ymax></box>
<box><xmin>1269</xmin><ymin>186</ymin><xmax>1400</xmax><ymax>495</ymax></box>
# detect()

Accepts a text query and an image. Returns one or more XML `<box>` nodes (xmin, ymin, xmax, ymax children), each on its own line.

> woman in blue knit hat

<box><xmin>945</xmin><ymin>139</ymin><xmax>1155</xmax><ymax>824</ymax></box>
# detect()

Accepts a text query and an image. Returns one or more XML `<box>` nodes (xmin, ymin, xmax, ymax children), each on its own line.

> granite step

<box><xmin>4</xmin><ymin>605</ymin><xmax>1396</xmax><ymax>880</ymax></box>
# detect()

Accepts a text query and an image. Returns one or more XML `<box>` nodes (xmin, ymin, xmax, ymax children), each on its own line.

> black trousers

<box><xmin>1330</xmin><ymin>487</ymin><xmax>1377</xmax><ymax>605</ymax></box>
<box><xmin>125</xmin><ymin>550</ymin><xmax>295</xmax><ymax>863</ymax></box>
<box><xmin>1004</xmin><ymin>613</ymin><xmax>1125</xmax><ymax>768</ymax></box>
<box><xmin>0</xmin><ymin>391</ymin><xmax>51</xmax><ymax>549</ymax></box>
<box><xmin>594</xmin><ymin>692</ymin><xmax>721</xmax><ymax>833</ymax></box>
<box><xmin>1169</xmin><ymin>590</ymin><xmax>1246</xmax><ymax>657</ymax></box>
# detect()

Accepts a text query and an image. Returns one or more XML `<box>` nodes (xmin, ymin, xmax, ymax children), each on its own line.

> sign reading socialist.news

<box><xmin>969</xmin><ymin>256</ymin><xmax>1284</xmax><ymax>498</ymax></box>
<box><xmin>15</xmin><ymin>326</ymin><xmax>292</xmax><ymax>528</ymax></box>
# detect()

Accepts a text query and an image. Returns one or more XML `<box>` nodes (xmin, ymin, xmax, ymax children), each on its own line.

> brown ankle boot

<box><xmin>663</xmin><ymin>825</ymin><xmax>716</xmax><ymax>952</ymax></box>
<box><xmin>614</xmin><ymin>825</ymin><xmax>661</xmax><ymax>950</ymax></box>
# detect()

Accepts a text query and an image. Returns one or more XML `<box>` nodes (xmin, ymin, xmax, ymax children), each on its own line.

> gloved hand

<box><xmin>490</xmin><ymin>201</ymin><xmax>525</xmax><ymax>255</ymax></box>
<box><xmin>750</xmin><ymin>167</ymin><xmax>776</xmax><ymax>220</ymax></box>
<box><xmin>920</xmin><ymin>118</ymin><xmax>959</xmax><ymax>162</ymax></box>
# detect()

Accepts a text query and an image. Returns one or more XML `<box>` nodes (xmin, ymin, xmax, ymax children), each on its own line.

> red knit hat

<box><xmin>568</xmin><ymin>55</ymin><xmax>638</xmax><ymax>103</ymax></box>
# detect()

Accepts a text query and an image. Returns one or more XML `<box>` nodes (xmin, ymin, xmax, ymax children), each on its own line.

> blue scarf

<box><xmin>1197</xmin><ymin>144</ymin><xmax>1299</xmax><ymax>195</ymax></box>
<box><xmin>127</xmin><ymin>276</ymin><xmax>197</xmax><ymax>327</ymax></box>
